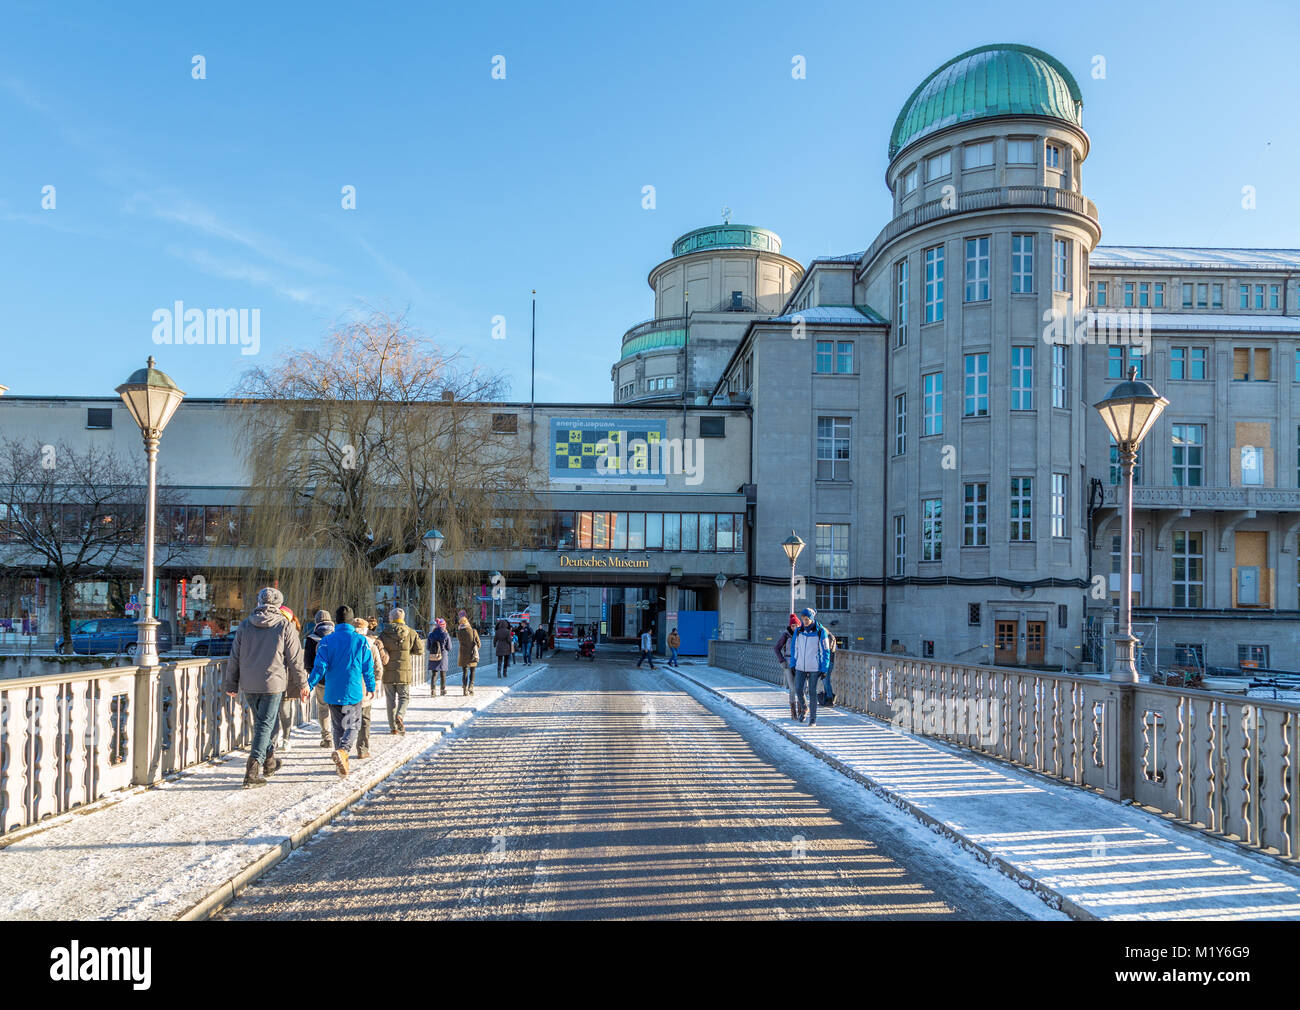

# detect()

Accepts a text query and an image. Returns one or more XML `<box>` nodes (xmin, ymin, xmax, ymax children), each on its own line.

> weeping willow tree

<box><xmin>229</xmin><ymin>312</ymin><xmax>534</xmax><ymax>627</ymax></box>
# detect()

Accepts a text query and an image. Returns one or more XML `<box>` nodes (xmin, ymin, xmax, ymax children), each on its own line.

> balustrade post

<box><xmin>131</xmin><ymin>663</ymin><xmax>163</xmax><ymax>787</ymax></box>
<box><xmin>1101</xmin><ymin>681</ymin><xmax>1138</xmax><ymax>801</ymax></box>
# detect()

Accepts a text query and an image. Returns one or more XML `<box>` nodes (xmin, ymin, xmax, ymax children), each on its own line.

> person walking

<box><xmin>773</xmin><ymin>614</ymin><xmax>802</xmax><ymax>721</ymax></box>
<box><xmin>821</xmin><ymin>633</ymin><xmax>838</xmax><ymax>708</ymax></box>
<box><xmin>222</xmin><ymin>587</ymin><xmax>309</xmax><ymax>789</ymax></box>
<box><xmin>352</xmin><ymin>618</ymin><xmax>388</xmax><ymax>759</ymax></box>
<box><xmin>456</xmin><ymin>615</ymin><xmax>481</xmax><ymax>695</ymax></box>
<box><xmin>666</xmin><ymin>627</ymin><xmax>681</xmax><ymax>668</ymax></box>
<box><xmin>427</xmin><ymin>617</ymin><xmax>452</xmax><ymax>696</ymax></box>
<box><xmin>272</xmin><ymin>605</ymin><xmax>303</xmax><ymax>753</ymax></box>
<box><xmin>635</xmin><ymin>626</ymin><xmax>656</xmax><ymax>669</ymax></box>
<box><xmin>308</xmin><ymin>606</ymin><xmax>375</xmax><ymax>777</ymax></box>
<box><xmin>789</xmin><ymin>608</ymin><xmax>832</xmax><ymax>727</ymax></box>
<box><xmin>304</xmin><ymin>609</ymin><xmax>335</xmax><ymax>748</ymax></box>
<box><xmin>379</xmin><ymin>607</ymin><xmax>423</xmax><ymax>735</ymax></box>
<box><xmin>533</xmin><ymin>623</ymin><xmax>546</xmax><ymax>660</ymax></box>
<box><xmin>493</xmin><ymin>617</ymin><xmax>512</xmax><ymax>678</ymax></box>
<box><xmin>518</xmin><ymin>620</ymin><xmax>534</xmax><ymax>665</ymax></box>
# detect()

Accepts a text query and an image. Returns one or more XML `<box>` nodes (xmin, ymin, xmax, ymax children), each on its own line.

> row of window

<box><xmin>1094</xmin><ymin>281</ymin><xmax>1284</xmax><ymax>311</ymax></box>
<box><xmin>554</xmin><ymin>512</ymin><xmax>745</xmax><ymax>552</ymax></box>
<box><xmin>617</xmin><ymin>376</ymin><xmax>677</xmax><ymax>400</ymax></box>
<box><xmin>894</xmin><ymin>236</ymin><xmax>1072</xmax><ymax>340</ymax></box>
<box><xmin>900</xmin><ymin>139</ymin><xmax>1065</xmax><ymax>194</ymax></box>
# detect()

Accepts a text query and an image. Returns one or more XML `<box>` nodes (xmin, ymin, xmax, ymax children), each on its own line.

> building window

<box><xmin>1172</xmin><ymin>531</ymin><xmax>1205</xmax><ymax>608</ymax></box>
<box><xmin>1007</xmin><ymin>139</ymin><xmax>1034</xmax><ymax>164</ymax></box>
<box><xmin>895</xmin><ymin>259</ymin><xmax>909</xmax><ymax>347</ymax></box>
<box><xmin>1107</xmin><ymin>346</ymin><xmax>1144</xmax><ymax>379</ymax></box>
<box><xmin>1182</xmin><ymin>283</ymin><xmax>1193</xmax><ymax>308</ymax></box>
<box><xmin>1138</xmin><ymin>281</ymin><xmax>1150</xmax><ymax>307</ymax></box>
<box><xmin>1296</xmin><ymin>351</ymin><xmax>1300</xmax><ymax>382</ymax></box>
<box><xmin>1010</xmin><ymin>477</ymin><xmax>1033</xmax><ymax>541</ymax></box>
<box><xmin>924</xmin><ymin>246</ymin><xmax>944</xmax><ymax>323</ymax></box>
<box><xmin>1058</xmin><ymin>604</ymin><xmax>1068</xmax><ymax>629</ymax></box>
<box><xmin>922</xmin><ymin>640</ymin><xmax>935</xmax><ymax>658</ymax></box>
<box><xmin>815</xmin><ymin>340</ymin><xmax>833</xmax><ymax>373</ymax></box>
<box><xmin>923</xmin><ymin>372</ymin><xmax>943</xmax><ymax>435</ymax></box>
<box><xmin>815</xmin><ymin>523</ymin><xmax>849</xmax><ymax>611</ymax></box>
<box><xmin>964</xmin><ymin>236</ymin><xmax>990</xmax><ymax>302</ymax></box>
<box><xmin>894</xmin><ymin>394</ymin><xmax>907</xmax><ymax>456</ymax></box>
<box><xmin>699</xmin><ymin>416</ymin><xmax>725</xmax><ymax>437</ymax></box>
<box><xmin>1238</xmin><ymin>644</ymin><xmax>1269</xmax><ymax>669</ymax></box>
<box><xmin>1051</xmin><ymin>344</ymin><xmax>1067</xmax><ymax>408</ymax></box>
<box><xmin>962</xmin><ymin>483</ymin><xmax>988</xmax><ymax>547</ymax></box>
<box><xmin>1170</xmin><ymin>347</ymin><xmax>1185</xmax><ymax>380</ymax></box>
<box><xmin>1124</xmin><ymin>281</ymin><xmax>1135</xmax><ymax>308</ymax></box>
<box><xmin>964</xmin><ymin>353</ymin><xmax>989</xmax><ymax>417</ymax></box>
<box><xmin>1045</xmin><ymin>142</ymin><xmax>1061</xmax><ymax>168</ymax></box>
<box><xmin>816</xmin><ymin>416</ymin><xmax>851</xmax><ymax>480</ymax></box>
<box><xmin>1212</xmin><ymin>283</ymin><xmax>1223</xmax><ymax>309</ymax></box>
<box><xmin>1233</xmin><ymin>347</ymin><xmax>1271</xmax><ymax>381</ymax></box>
<box><xmin>921</xmin><ymin>499</ymin><xmax>943</xmax><ymax>562</ymax></box>
<box><xmin>968</xmin><ymin>602</ymin><xmax>981</xmax><ymax>625</ymax></box>
<box><xmin>1174</xmin><ymin>643</ymin><xmax>1204</xmax><ymax>669</ymax></box>
<box><xmin>1170</xmin><ymin>346</ymin><xmax>1208</xmax><ymax>381</ymax></box>
<box><xmin>893</xmin><ymin>515</ymin><xmax>906</xmax><ymax>576</ymax></box>
<box><xmin>903</xmin><ymin>166</ymin><xmax>918</xmax><ymax>193</ymax></box>
<box><xmin>964</xmin><ymin>141</ymin><xmax>994</xmax><ymax>168</ymax></box>
<box><xmin>1154</xmin><ymin>282</ymin><xmax>1165</xmax><ymax>307</ymax></box>
<box><xmin>1172</xmin><ymin>424</ymin><xmax>1205</xmax><ymax>487</ymax></box>
<box><xmin>1109</xmin><ymin>435</ymin><xmax>1144</xmax><ymax>486</ymax></box>
<box><xmin>1094</xmin><ymin>281</ymin><xmax>1107</xmax><ymax>307</ymax></box>
<box><xmin>86</xmin><ymin>407</ymin><xmax>113</xmax><ymax>429</ymax></box>
<box><xmin>1050</xmin><ymin>473</ymin><xmax>1068</xmax><ymax>538</ymax></box>
<box><xmin>1196</xmin><ymin>283</ymin><xmax>1208</xmax><ymax>309</ymax></box>
<box><xmin>1241</xmin><ymin>444</ymin><xmax>1264</xmax><ymax>486</ymax></box>
<box><xmin>1240</xmin><ymin>283</ymin><xmax>1250</xmax><ymax>309</ymax></box>
<box><xmin>1011</xmin><ymin>234</ymin><xmax>1034</xmax><ymax>293</ymax></box>
<box><xmin>1270</xmin><ymin>284</ymin><xmax>1281</xmax><ymax>309</ymax></box>
<box><xmin>835</xmin><ymin>342</ymin><xmax>853</xmax><ymax>374</ymax></box>
<box><xmin>1052</xmin><ymin>238</ymin><xmax>1069</xmax><ymax>292</ymax></box>
<box><xmin>1110</xmin><ymin>530</ymin><xmax>1144</xmax><ymax>606</ymax></box>
<box><xmin>1255</xmin><ymin>284</ymin><xmax>1265</xmax><ymax>309</ymax></box>
<box><xmin>491</xmin><ymin>413</ymin><xmax>518</xmax><ymax>433</ymax></box>
<box><xmin>926</xmin><ymin>150</ymin><xmax>951</xmax><ymax>180</ymax></box>
<box><xmin>1010</xmin><ymin>346</ymin><xmax>1034</xmax><ymax>410</ymax></box>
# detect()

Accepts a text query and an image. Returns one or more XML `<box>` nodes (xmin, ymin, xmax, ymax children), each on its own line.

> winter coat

<box><xmin>517</xmin><ymin>624</ymin><xmax>533</xmax><ymax>644</ymax></box>
<box><xmin>456</xmin><ymin>620</ymin><xmax>481</xmax><ymax>668</ymax></box>
<box><xmin>774</xmin><ymin>628</ymin><xmax>794</xmax><ymax>663</ymax></box>
<box><xmin>379</xmin><ymin>619</ymin><xmax>424</xmax><ymax>684</ymax></box>
<box><xmin>668</xmin><ymin>630</ymin><xmax>680</xmax><ymax>649</ymax></box>
<box><xmin>427</xmin><ymin>627</ymin><xmax>452</xmax><ymax>671</ymax></box>
<box><xmin>222</xmin><ymin>603</ymin><xmax>308</xmax><ymax>696</ymax></box>
<box><xmin>304</xmin><ymin>618</ymin><xmax>335</xmax><ymax>671</ymax></box>
<box><xmin>364</xmin><ymin>634</ymin><xmax>388</xmax><ymax>689</ymax></box>
<box><xmin>788</xmin><ymin>621</ymin><xmax>832</xmax><ymax>675</ymax></box>
<box><xmin>308</xmin><ymin>623</ymin><xmax>376</xmax><ymax>705</ymax></box>
<box><xmin>493</xmin><ymin>620</ymin><xmax>513</xmax><ymax>653</ymax></box>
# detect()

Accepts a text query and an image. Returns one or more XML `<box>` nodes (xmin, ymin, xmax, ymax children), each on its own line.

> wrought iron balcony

<box><xmin>1100</xmin><ymin>484</ymin><xmax>1300</xmax><ymax>510</ymax></box>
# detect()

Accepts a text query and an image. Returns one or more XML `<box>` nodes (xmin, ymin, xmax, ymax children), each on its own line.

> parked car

<box><xmin>57</xmin><ymin>618</ymin><xmax>174</xmax><ymax>656</ymax></box>
<box><xmin>191</xmin><ymin>632</ymin><xmax>236</xmax><ymax>657</ymax></box>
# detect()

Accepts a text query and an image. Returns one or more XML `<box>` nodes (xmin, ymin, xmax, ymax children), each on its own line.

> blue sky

<box><xmin>2</xmin><ymin>0</ymin><xmax>1297</xmax><ymax>403</ymax></box>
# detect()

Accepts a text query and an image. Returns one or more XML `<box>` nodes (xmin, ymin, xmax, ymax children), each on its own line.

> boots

<box><xmin>243</xmin><ymin>757</ymin><xmax>267</xmax><ymax>788</ymax></box>
<box><xmin>790</xmin><ymin>701</ymin><xmax>798</xmax><ymax>720</ymax></box>
<box><xmin>332</xmin><ymin>749</ymin><xmax>350</xmax><ymax>777</ymax></box>
<box><xmin>262</xmin><ymin>748</ymin><xmax>282</xmax><ymax>777</ymax></box>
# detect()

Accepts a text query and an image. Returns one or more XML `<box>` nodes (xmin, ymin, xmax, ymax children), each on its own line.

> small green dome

<box><xmin>890</xmin><ymin>44</ymin><xmax>1083</xmax><ymax>160</ymax></box>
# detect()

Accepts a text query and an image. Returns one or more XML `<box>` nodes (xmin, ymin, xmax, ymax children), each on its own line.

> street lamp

<box><xmin>116</xmin><ymin>356</ymin><xmax>185</xmax><ymax>667</ymax></box>
<box><xmin>422</xmin><ymin>528</ymin><xmax>444</xmax><ymax>631</ymax></box>
<box><xmin>714</xmin><ymin>572</ymin><xmax>728</xmax><ymax>592</ymax></box>
<box><xmin>781</xmin><ymin>530</ymin><xmax>805</xmax><ymax>616</ymax></box>
<box><xmin>1093</xmin><ymin>366</ymin><xmax>1168</xmax><ymax>682</ymax></box>
<box><xmin>490</xmin><ymin>570</ymin><xmax>502</xmax><ymax>625</ymax></box>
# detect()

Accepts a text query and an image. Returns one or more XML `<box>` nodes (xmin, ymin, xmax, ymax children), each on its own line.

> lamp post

<box><xmin>1093</xmin><ymin>367</ymin><xmax>1168</xmax><ymax>682</ymax></box>
<box><xmin>781</xmin><ymin>531</ymin><xmax>805</xmax><ymax>616</ymax></box>
<box><xmin>422</xmin><ymin>528</ymin><xmax>444</xmax><ymax>632</ymax></box>
<box><xmin>116</xmin><ymin>357</ymin><xmax>185</xmax><ymax>667</ymax></box>
<box><xmin>490</xmin><ymin>570</ymin><xmax>502</xmax><ymax>626</ymax></box>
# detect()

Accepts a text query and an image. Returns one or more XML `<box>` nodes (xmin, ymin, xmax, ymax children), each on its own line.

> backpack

<box><xmin>428</xmin><ymin>633</ymin><xmax>443</xmax><ymax>663</ymax></box>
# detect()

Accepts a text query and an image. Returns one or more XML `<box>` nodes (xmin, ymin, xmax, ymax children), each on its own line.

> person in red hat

<box><xmin>773</xmin><ymin>614</ymin><xmax>802</xmax><ymax>720</ymax></box>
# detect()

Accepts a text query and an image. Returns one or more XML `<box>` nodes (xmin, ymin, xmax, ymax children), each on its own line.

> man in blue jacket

<box><xmin>788</xmin><ymin>607</ymin><xmax>832</xmax><ymax>726</ymax></box>
<box><xmin>308</xmin><ymin>605</ymin><xmax>375</xmax><ymax>777</ymax></box>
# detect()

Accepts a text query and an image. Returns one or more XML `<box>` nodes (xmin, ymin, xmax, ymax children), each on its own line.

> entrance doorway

<box><xmin>995</xmin><ymin>621</ymin><xmax>1016</xmax><ymax>665</ymax></box>
<box><xmin>1026</xmin><ymin>621</ymin><xmax>1046</xmax><ymax>665</ymax></box>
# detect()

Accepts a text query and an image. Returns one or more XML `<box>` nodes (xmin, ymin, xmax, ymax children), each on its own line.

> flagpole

<box><xmin>530</xmin><ymin>289</ymin><xmax>536</xmax><ymax>462</ymax></box>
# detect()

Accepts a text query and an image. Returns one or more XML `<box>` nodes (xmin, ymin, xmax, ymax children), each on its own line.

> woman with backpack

<box><xmin>427</xmin><ymin>618</ymin><xmax>452</xmax><ymax>696</ymax></box>
<box><xmin>456</xmin><ymin>615</ymin><xmax>481</xmax><ymax>695</ymax></box>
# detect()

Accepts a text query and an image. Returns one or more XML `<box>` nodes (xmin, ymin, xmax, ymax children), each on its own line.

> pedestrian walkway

<box><xmin>670</xmin><ymin>664</ymin><xmax>1300</xmax><ymax>921</ymax></box>
<box><xmin>0</xmin><ymin>665</ymin><xmax>546</xmax><ymax>920</ymax></box>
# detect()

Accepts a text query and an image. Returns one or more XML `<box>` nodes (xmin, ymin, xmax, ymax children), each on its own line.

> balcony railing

<box><xmin>621</xmin><ymin>316</ymin><xmax>687</xmax><ymax>346</ymax></box>
<box><xmin>1101</xmin><ymin>484</ymin><xmax>1300</xmax><ymax>510</ymax></box>
<box><xmin>711</xmin><ymin>640</ymin><xmax>1300</xmax><ymax>864</ymax></box>
<box><xmin>861</xmin><ymin>185</ymin><xmax>1100</xmax><ymax>272</ymax></box>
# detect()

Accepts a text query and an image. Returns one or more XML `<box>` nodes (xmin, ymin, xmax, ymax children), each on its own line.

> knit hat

<box><xmin>313</xmin><ymin>610</ymin><xmax>330</xmax><ymax>623</ymax></box>
<box><xmin>389</xmin><ymin>607</ymin><xmax>404</xmax><ymax>622</ymax></box>
<box><xmin>436</xmin><ymin>617</ymin><xmax>446</xmax><ymax>628</ymax></box>
<box><xmin>788</xmin><ymin>613</ymin><xmax>799</xmax><ymax>627</ymax></box>
<box><xmin>800</xmin><ymin>607</ymin><xmax>816</xmax><ymax>619</ymax></box>
<box><xmin>257</xmin><ymin>587</ymin><xmax>284</xmax><ymax>608</ymax></box>
<box><xmin>335</xmin><ymin>605</ymin><xmax>355</xmax><ymax>625</ymax></box>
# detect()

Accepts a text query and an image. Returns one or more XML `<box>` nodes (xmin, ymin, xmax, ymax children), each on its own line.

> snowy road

<box><xmin>221</xmin><ymin>657</ymin><xmax>1055</xmax><ymax>920</ymax></box>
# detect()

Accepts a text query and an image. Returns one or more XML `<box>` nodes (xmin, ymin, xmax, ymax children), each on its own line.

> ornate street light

<box><xmin>781</xmin><ymin>531</ymin><xmax>805</xmax><ymax>617</ymax></box>
<box><xmin>714</xmin><ymin>572</ymin><xmax>728</xmax><ymax>592</ymax></box>
<box><xmin>422</xmin><ymin>528</ymin><xmax>444</xmax><ymax>631</ymax></box>
<box><xmin>116</xmin><ymin>356</ymin><xmax>185</xmax><ymax>667</ymax></box>
<box><xmin>1094</xmin><ymin>367</ymin><xmax>1168</xmax><ymax>682</ymax></box>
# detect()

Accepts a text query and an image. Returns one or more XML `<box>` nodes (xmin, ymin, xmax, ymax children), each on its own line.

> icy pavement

<box><xmin>0</xmin><ymin>664</ymin><xmax>547</xmax><ymax>920</ymax></box>
<box><xmin>670</xmin><ymin>665</ymin><xmax>1300</xmax><ymax>921</ymax></box>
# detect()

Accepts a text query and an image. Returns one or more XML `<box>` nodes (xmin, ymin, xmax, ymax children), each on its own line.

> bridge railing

<box><xmin>0</xmin><ymin>658</ymin><xmax>318</xmax><ymax>836</ymax></box>
<box><xmin>710</xmin><ymin>640</ymin><xmax>1300</xmax><ymax>864</ymax></box>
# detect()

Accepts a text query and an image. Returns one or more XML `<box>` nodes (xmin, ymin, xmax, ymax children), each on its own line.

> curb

<box><xmin>178</xmin><ymin>664</ymin><xmax>547</xmax><ymax>921</ymax></box>
<box><xmin>665</xmin><ymin>666</ymin><xmax>1097</xmax><ymax>922</ymax></box>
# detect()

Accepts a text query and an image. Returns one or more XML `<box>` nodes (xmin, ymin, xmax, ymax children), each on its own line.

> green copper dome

<box><xmin>889</xmin><ymin>44</ymin><xmax>1083</xmax><ymax>159</ymax></box>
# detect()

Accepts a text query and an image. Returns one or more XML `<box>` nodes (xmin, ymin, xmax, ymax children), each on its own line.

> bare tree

<box><xmin>232</xmin><ymin>312</ymin><xmax>533</xmax><ymax>627</ymax></box>
<box><xmin>0</xmin><ymin>439</ymin><xmax>188</xmax><ymax>651</ymax></box>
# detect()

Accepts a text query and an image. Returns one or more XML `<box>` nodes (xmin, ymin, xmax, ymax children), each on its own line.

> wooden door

<box><xmin>995</xmin><ymin>621</ymin><xmax>1017</xmax><ymax>665</ymax></box>
<box><xmin>1026</xmin><ymin>621</ymin><xmax>1046</xmax><ymax>665</ymax></box>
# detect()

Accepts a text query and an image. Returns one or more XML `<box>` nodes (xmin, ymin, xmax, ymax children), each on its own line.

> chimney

<box><xmin>440</xmin><ymin>390</ymin><xmax>455</xmax><ymax>402</ymax></box>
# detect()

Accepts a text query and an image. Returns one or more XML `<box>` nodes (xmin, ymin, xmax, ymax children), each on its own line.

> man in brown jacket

<box><xmin>379</xmin><ymin>607</ymin><xmax>424</xmax><ymax>734</ymax></box>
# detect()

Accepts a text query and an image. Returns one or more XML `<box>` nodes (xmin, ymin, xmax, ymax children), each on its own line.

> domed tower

<box><xmin>611</xmin><ymin>223</ymin><xmax>802</xmax><ymax>404</ymax></box>
<box><xmin>859</xmin><ymin>44</ymin><xmax>1102</xmax><ymax>667</ymax></box>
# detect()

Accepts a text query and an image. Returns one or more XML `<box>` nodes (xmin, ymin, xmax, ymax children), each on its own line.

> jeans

<box><xmin>784</xmin><ymin>668</ymin><xmax>799</xmax><ymax>710</ymax></box>
<box><xmin>522</xmin><ymin>640</ymin><xmax>533</xmax><ymax>663</ymax></box>
<box><xmin>636</xmin><ymin>649</ymin><xmax>655</xmax><ymax>668</ymax></box>
<box><xmin>795</xmin><ymin>669</ymin><xmax>820</xmax><ymax>723</ymax></box>
<box><xmin>313</xmin><ymin>684</ymin><xmax>332</xmax><ymax>742</ymax></box>
<box><xmin>822</xmin><ymin>669</ymin><xmax>834</xmax><ymax>700</ymax></box>
<box><xmin>461</xmin><ymin>666</ymin><xmax>476</xmax><ymax>690</ymax></box>
<box><xmin>669</xmin><ymin>647</ymin><xmax>679</xmax><ymax>666</ymax></box>
<box><xmin>429</xmin><ymin>664</ymin><xmax>446</xmax><ymax>691</ymax></box>
<box><xmin>329</xmin><ymin>703</ymin><xmax>363</xmax><ymax>752</ymax></box>
<box><xmin>356</xmin><ymin>698</ymin><xmax>372</xmax><ymax>753</ymax></box>
<box><xmin>497</xmin><ymin>653</ymin><xmax>510</xmax><ymax>676</ymax></box>
<box><xmin>385</xmin><ymin>683</ymin><xmax>409</xmax><ymax>731</ymax></box>
<box><xmin>245</xmin><ymin>692</ymin><xmax>284</xmax><ymax>763</ymax></box>
<box><xmin>275</xmin><ymin>695</ymin><xmax>294</xmax><ymax>746</ymax></box>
